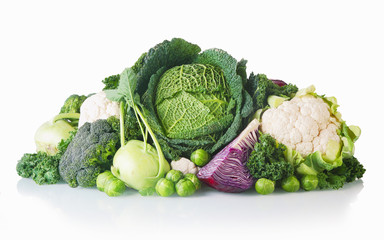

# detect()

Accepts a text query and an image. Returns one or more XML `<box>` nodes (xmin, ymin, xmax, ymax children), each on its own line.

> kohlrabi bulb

<box><xmin>34</xmin><ymin>117</ymin><xmax>76</xmax><ymax>155</ymax></box>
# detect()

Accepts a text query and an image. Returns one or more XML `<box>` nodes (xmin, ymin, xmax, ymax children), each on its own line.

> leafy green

<box><xmin>137</xmin><ymin>38</ymin><xmax>255</xmax><ymax>160</ymax></box>
<box><xmin>102</xmin><ymin>74</ymin><xmax>120</xmax><ymax>90</ymax></box>
<box><xmin>16</xmin><ymin>130</ymin><xmax>76</xmax><ymax>185</ymax></box>
<box><xmin>155</xmin><ymin>64</ymin><xmax>233</xmax><ymax>139</ymax></box>
<box><xmin>317</xmin><ymin>156</ymin><xmax>365</xmax><ymax>190</ymax></box>
<box><xmin>59</xmin><ymin>118</ymin><xmax>119</xmax><ymax>188</ymax></box>
<box><xmin>246</xmin><ymin>134</ymin><xmax>294</xmax><ymax>181</ymax></box>
<box><xmin>248</xmin><ymin>73</ymin><xmax>298</xmax><ymax>110</ymax></box>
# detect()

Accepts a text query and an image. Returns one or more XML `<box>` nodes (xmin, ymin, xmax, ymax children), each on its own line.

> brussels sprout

<box><xmin>155</xmin><ymin>178</ymin><xmax>175</xmax><ymax>197</ymax></box>
<box><xmin>165</xmin><ymin>170</ymin><xmax>184</xmax><ymax>183</ymax></box>
<box><xmin>175</xmin><ymin>178</ymin><xmax>196</xmax><ymax>197</ymax></box>
<box><xmin>255</xmin><ymin>178</ymin><xmax>275</xmax><ymax>195</ymax></box>
<box><xmin>281</xmin><ymin>176</ymin><xmax>300</xmax><ymax>192</ymax></box>
<box><xmin>97</xmin><ymin>171</ymin><xmax>126</xmax><ymax>197</ymax></box>
<box><xmin>190</xmin><ymin>149</ymin><xmax>210</xmax><ymax>167</ymax></box>
<box><xmin>184</xmin><ymin>173</ymin><xmax>201</xmax><ymax>190</ymax></box>
<box><xmin>301</xmin><ymin>175</ymin><xmax>318</xmax><ymax>191</ymax></box>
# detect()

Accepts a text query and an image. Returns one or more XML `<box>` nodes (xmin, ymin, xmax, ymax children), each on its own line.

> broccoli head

<box><xmin>60</xmin><ymin>94</ymin><xmax>88</xmax><ymax>114</ymax></box>
<box><xmin>59</xmin><ymin>118</ymin><xmax>119</xmax><ymax>188</ymax></box>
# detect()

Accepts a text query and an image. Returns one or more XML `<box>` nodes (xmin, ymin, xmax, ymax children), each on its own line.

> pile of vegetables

<box><xmin>16</xmin><ymin>38</ymin><xmax>365</xmax><ymax>197</ymax></box>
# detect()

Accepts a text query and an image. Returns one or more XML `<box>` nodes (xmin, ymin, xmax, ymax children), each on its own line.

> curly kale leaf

<box><xmin>16</xmin><ymin>152</ymin><xmax>61</xmax><ymax>185</ymax></box>
<box><xmin>102</xmin><ymin>74</ymin><xmax>120</xmax><ymax>90</ymax></box>
<box><xmin>16</xmin><ymin>131</ymin><xmax>76</xmax><ymax>185</ymax></box>
<box><xmin>246</xmin><ymin>134</ymin><xmax>294</xmax><ymax>181</ymax></box>
<box><xmin>318</xmin><ymin>156</ymin><xmax>366</xmax><ymax>190</ymax></box>
<box><xmin>59</xmin><ymin>119</ymin><xmax>119</xmax><ymax>188</ymax></box>
<box><xmin>248</xmin><ymin>73</ymin><xmax>298</xmax><ymax>110</ymax></box>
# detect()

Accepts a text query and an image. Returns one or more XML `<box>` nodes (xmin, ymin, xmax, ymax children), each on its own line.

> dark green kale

<box><xmin>102</xmin><ymin>74</ymin><xmax>120</xmax><ymax>90</ymax></box>
<box><xmin>318</xmin><ymin>156</ymin><xmax>366</xmax><ymax>190</ymax></box>
<box><xmin>16</xmin><ymin>131</ymin><xmax>76</xmax><ymax>185</ymax></box>
<box><xmin>246</xmin><ymin>134</ymin><xmax>294</xmax><ymax>181</ymax></box>
<box><xmin>59</xmin><ymin>119</ymin><xmax>119</xmax><ymax>188</ymax></box>
<box><xmin>248</xmin><ymin>73</ymin><xmax>298</xmax><ymax>110</ymax></box>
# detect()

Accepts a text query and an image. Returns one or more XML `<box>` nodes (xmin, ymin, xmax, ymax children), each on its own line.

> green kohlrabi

<box><xmin>34</xmin><ymin>113</ymin><xmax>80</xmax><ymax>155</ymax></box>
<box><xmin>106</xmin><ymin>68</ymin><xmax>170</xmax><ymax>195</ymax></box>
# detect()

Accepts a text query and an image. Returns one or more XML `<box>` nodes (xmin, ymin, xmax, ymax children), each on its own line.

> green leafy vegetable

<box><xmin>318</xmin><ymin>156</ymin><xmax>366</xmax><ymax>189</ymax></box>
<box><xmin>16</xmin><ymin>130</ymin><xmax>76</xmax><ymax>185</ymax></box>
<box><xmin>59</xmin><ymin>118</ymin><xmax>119</xmax><ymax>188</ymax></box>
<box><xmin>248</xmin><ymin>73</ymin><xmax>298</xmax><ymax>110</ymax></box>
<box><xmin>102</xmin><ymin>74</ymin><xmax>120</xmax><ymax>90</ymax></box>
<box><xmin>246</xmin><ymin>134</ymin><xmax>294</xmax><ymax>181</ymax></box>
<box><xmin>137</xmin><ymin>38</ymin><xmax>255</xmax><ymax>160</ymax></box>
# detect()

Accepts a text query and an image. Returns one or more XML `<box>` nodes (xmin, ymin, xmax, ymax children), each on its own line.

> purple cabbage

<box><xmin>197</xmin><ymin>119</ymin><xmax>260</xmax><ymax>193</ymax></box>
<box><xmin>269</xmin><ymin>79</ymin><xmax>287</xmax><ymax>87</ymax></box>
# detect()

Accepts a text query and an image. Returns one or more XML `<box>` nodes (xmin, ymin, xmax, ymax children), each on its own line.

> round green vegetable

<box><xmin>175</xmin><ymin>178</ymin><xmax>196</xmax><ymax>197</ymax></box>
<box><xmin>255</xmin><ymin>178</ymin><xmax>275</xmax><ymax>195</ymax></box>
<box><xmin>97</xmin><ymin>170</ymin><xmax>126</xmax><ymax>197</ymax></box>
<box><xmin>184</xmin><ymin>173</ymin><xmax>201</xmax><ymax>190</ymax></box>
<box><xmin>190</xmin><ymin>149</ymin><xmax>210</xmax><ymax>167</ymax></box>
<box><xmin>281</xmin><ymin>176</ymin><xmax>300</xmax><ymax>192</ymax></box>
<box><xmin>301</xmin><ymin>175</ymin><xmax>318</xmax><ymax>191</ymax></box>
<box><xmin>35</xmin><ymin>113</ymin><xmax>80</xmax><ymax>156</ymax></box>
<box><xmin>165</xmin><ymin>170</ymin><xmax>183</xmax><ymax>183</ymax></box>
<box><xmin>155</xmin><ymin>178</ymin><xmax>175</xmax><ymax>197</ymax></box>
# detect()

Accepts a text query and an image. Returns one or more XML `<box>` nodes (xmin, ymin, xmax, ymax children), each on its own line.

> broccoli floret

<box><xmin>102</xmin><ymin>74</ymin><xmax>120</xmax><ymax>90</ymax></box>
<box><xmin>60</xmin><ymin>94</ymin><xmax>88</xmax><ymax>114</ymax></box>
<box><xmin>246</xmin><ymin>134</ymin><xmax>294</xmax><ymax>181</ymax></box>
<box><xmin>59</xmin><ymin>119</ymin><xmax>119</xmax><ymax>188</ymax></box>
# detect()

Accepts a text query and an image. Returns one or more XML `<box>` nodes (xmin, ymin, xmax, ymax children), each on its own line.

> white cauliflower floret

<box><xmin>261</xmin><ymin>94</ymin><xmax>341</xmax><ymax>157</ymax></box>
<box><xmin>171</xmin><ymin>157</ymin><xmax>200</xmax><ymax>175</ymax></box>
<box><xmin>78</xmin><ymin>91</ymin><xmax>120</xmax><ymax>128</ymax></box>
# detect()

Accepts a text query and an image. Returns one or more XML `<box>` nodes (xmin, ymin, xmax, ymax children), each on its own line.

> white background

<box><xmin>1</xmin><ymin>0</ymin><xmax>383</xmax><ymax>239</ymax></box>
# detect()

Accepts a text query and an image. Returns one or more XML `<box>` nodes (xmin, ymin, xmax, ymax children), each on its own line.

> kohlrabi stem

<box><xmin>120</xmin><ymin>102</ymin><xmax>125</xmax><ymax>147</ymax></box>
<box><xmin>52</xmin><ymin>113</ymin><xmax>80</xmax><ymax>123</ymax></box>
<box><xmin>135</xmin><ymin>106</ymin><xmax>165</xmax><ymax>178</ymax></box>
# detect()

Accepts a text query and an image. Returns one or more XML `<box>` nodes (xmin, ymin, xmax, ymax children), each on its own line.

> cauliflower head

<box><xmin>171</xmin><ymin>157</ymin><xmax>200</xmax><ymax>175</ymax></box>
<box><xmin>261</xmin><ymin>94</ymin><xmax>341</xmax><ymax>157</ymax></box>
<box><xmin>78</xmin><ymin>91</ymin><xmax>120</xmax><ymax>128</ymax></box>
